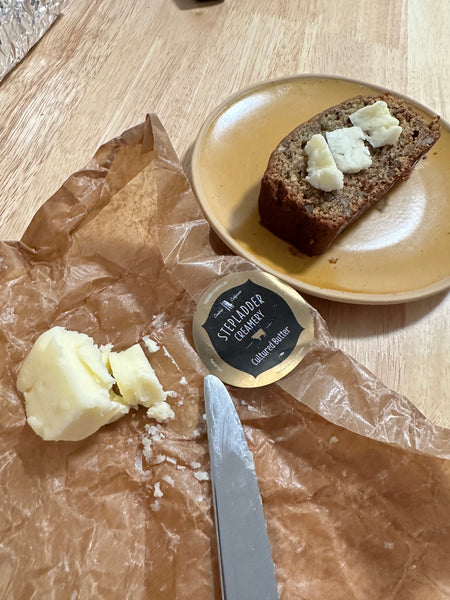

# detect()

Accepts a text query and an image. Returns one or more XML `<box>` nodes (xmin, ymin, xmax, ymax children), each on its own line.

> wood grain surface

<box><xmin>0</xmin><ymin>0</ymin><xmax>448</xmax><ymax>414</ymax></box>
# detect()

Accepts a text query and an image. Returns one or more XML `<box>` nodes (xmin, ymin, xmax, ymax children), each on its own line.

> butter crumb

<box><xmin>146</xmin><ymin>402</ymin><xmax>175</xmax><ymax>423</ymax></box>
<box><xmin>142</xmin><ymin>335</ymin><xmax>160</xmax><ymax>353</ymax></box>
<box><xmin>194</xmin><ymin>471</ymin><xmax>210</xmax><ymax>481</ymax></box>
<box><xmin>153</xmin><ymin>482</ymin><xmax>163</xmax><ymax>498</ymax></box>
<box><xmin>142</xmin><ymin>437</ymin><xmax>153</xmax><ymax>461</ymax></box>
<box><xmin>145</xmin><ymin>424</ymin><xmax>164</xmax><ymax>440</ymax></box>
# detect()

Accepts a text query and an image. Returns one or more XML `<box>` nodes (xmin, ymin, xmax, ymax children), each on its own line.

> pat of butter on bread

<box><xmin>350</xmin><ymin>100</ymin><xmax>402</xmax><ymax>147</ymax></box>
<box><xmin>17</xmin><ymin>327</ymin><xmax>173</xmax><ymax>441</ymax></box>
<box><xmin>304</xmin><ymin>133</ymin><xmax>344</xmax><ymax>191</ymax></box>
<box><xmin>325</xmin><ymin>126</ymin><xmax>372</xmax><ymax>173</ymax></box>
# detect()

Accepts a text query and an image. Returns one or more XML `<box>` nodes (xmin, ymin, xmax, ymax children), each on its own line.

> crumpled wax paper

<box><xmin>0</xmin><ymin>0</ymin><xmax>63</xmax><ymax>82</ymax></box>
<box><xmin>0</xmin><ymin>114</ymin><xmax>449</xmax><ymax>599</ymax></box>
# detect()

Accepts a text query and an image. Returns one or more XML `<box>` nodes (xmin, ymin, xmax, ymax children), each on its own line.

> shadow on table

<box><xmin>308</xmin><ymin>290</ymin><xmax>448</xmax><ymax>339</ymax></box>
<box><xmin>172</xmin><ymin>0</ymin><xmax>224</xmax><ymax>9</ymax></box>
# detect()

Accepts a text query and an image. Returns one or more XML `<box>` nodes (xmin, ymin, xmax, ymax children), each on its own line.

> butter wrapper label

<box><xmin>193</xmin><ymin>271</ymin><xmax>314</xmax><ymax>387</ymax></box>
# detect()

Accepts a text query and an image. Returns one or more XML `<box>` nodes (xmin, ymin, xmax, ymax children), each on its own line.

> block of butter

<box><xmin>17</xmin><ymin>327</ymin><xmax>173</xmax><ymax>442</ymax></box>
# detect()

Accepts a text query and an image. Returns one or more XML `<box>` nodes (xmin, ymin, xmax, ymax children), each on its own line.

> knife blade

<box><xmin>204</xmin><ymin>374</ymin><xmax>279</xmax><ymax>600</ymax></box>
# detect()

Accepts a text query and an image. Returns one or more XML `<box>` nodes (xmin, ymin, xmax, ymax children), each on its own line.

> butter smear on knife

<box><xmin>17</xmin><ymin>326</ymin><xmax>174</xmax><ymax>442</ymax></box>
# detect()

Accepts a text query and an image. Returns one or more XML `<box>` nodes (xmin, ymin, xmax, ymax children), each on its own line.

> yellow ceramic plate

<box><xmin>191</xmin><ymin>75</ymin><xmax>450</xmax><ymax>304</ymax></box>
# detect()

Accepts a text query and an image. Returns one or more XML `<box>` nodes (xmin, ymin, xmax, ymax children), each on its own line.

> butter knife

<box><xmin>204</xmin><ymin>374</ymin><xmax>279</xmax><ymax>600</ymax></box>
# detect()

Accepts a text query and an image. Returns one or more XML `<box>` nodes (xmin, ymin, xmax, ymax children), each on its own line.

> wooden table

<box><xmin>0</xmin><ymin>0</ymin><xmax>448</xmax><ymax>417</ymax></box>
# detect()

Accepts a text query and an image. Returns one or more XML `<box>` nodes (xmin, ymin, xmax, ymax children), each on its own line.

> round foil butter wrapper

<box><xmin>193</xmin><ymin>270</ymin><xmax>314</xmax><ymax>387</ymax></box>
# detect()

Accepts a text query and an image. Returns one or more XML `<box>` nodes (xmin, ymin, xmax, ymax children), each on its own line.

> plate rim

<box><xmin>190</xmin><ymin>73</ymin><xmax>450</xmax><ymax>305</ymax></box>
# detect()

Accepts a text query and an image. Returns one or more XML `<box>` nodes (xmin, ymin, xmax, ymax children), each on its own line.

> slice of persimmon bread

<box><xmin>258</xmin><ymin>94</ymin><xmax>440</xmax><ymax>256</ymax></box>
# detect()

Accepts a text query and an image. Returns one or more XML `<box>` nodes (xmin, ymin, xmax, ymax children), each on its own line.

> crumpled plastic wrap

<box><xmin>0</xmin><ymin>114</ymin><xmax>449</xmax><ymax>599</ymax></box>
<box><xmin>0</xmin><ymin>0</ymin><xmax>63</xmax><ymax>82</ymax></box>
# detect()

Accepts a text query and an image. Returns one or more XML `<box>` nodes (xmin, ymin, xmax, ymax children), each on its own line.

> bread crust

<box><xmin>258</xmin><ymin>94</ymin><xmax>441</xmax><ymax>256</ymax></box>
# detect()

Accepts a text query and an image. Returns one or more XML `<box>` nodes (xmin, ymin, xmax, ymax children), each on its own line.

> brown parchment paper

<box><xmin>0</xmin><ymin>114</ymin><xmax>449</xmax><ymax>599</ymax></box>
